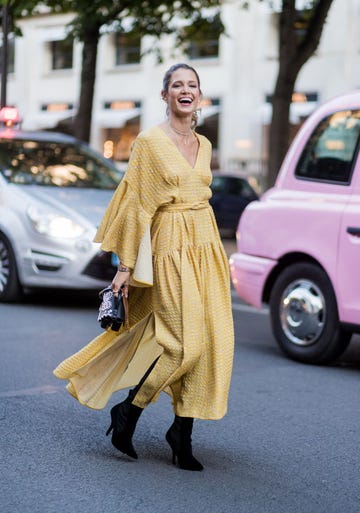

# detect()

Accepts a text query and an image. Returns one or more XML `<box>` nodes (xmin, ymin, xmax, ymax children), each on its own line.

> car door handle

<box><xmin>347</xmin><ymin>227</ymin><xmax>360</xmax><ymax>236</ymax></box>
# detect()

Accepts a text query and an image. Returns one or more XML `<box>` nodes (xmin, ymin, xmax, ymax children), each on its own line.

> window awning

<box><xmin>24</xmin><ymin>111</ymin><xmax>74</xmax><ymax>131</ymax></box>
<box><xmin>94</xmin><ymin>108</ymin><xmax>141</xmax><ymax>128</ymax></box>
<box><xmin>25</xmin><ymin>106</ymin><xmax>141</xmax><ymax>131</ymax></box>
<box><xmin>260</xmin><ymin>101</ymin><xmax>318</xmax><ymax>125</ymax></box>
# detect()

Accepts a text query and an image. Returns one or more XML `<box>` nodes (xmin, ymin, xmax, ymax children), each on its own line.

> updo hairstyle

<box><xmin>162</xmin><ymin>63</ymin><xmax>202</xmax><ymax>129</ymax></box>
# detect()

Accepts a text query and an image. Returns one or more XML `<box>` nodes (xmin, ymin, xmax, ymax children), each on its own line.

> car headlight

<box><xmin>27</xmin><ymin>205</ymin><xmax>85</xmax><ymax>239</ymax></box>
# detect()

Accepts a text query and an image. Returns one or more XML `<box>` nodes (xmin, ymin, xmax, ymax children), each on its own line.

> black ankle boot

<box><xmin>106</xmin><ymin>357</ymin><xmax>159</xmax><ymax>458</ymax></box>
<box><xmin>106</xmin><ymin>400</ymin><xmax>143</xmax><ymax>459</ymax></box>
<box><xmin>166</xmin><ymin>416</ymin><xmax>204</xmax><ymax>471</ymax></box>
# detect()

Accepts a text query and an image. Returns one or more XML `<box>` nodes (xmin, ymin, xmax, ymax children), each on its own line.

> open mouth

<box><xmin>178</xmin><ymin>97</ymin><xmax>193</xmax><ymax>105</ymax></box>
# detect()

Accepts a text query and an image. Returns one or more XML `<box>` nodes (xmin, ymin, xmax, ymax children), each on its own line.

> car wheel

<box><xmin>0</xmin><ymin>233</ymin><xmax>22</xmax><ymax>302</ymax></box>
<box><xmin>269</xmin><ymin>262</ymin><xmax>351</xmax><ymax>364</ymax></box>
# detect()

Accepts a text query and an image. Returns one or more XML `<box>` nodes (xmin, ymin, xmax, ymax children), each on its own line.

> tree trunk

<box><xmin>267</xmin><ymin>73</ymin><xmax>296</xmax><ymax>188</ymax></box>
<box><xmin>266</xmin><ymin>0</ymin><xmax>334</xmax><ymax>189</ymax></box>
<box><xmin>73</xmin><ymin>28</ymin><xmax>100</xmax><ymax>142</ymax></box>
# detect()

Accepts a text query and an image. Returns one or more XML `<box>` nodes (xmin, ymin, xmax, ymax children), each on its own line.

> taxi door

<box><xmin>337</xmin><ymin>149</ymin><xmax>360</xmax><ymax>324</ymax></box>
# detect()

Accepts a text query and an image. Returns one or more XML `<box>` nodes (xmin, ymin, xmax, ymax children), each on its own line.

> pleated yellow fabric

<box><xmin>53</xmin><ymin>127</ymin><xmax>234</xmax><ymax>420</ymax></box>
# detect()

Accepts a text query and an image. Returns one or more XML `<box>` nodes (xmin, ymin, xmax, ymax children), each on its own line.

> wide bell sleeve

<box><xmin>94</xmin><ymin>134</ymin><xmax>177</xmax><ymax>287</ymax></box>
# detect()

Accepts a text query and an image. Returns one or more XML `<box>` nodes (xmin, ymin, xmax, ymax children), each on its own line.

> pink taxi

<box><xmin>230</xmin><ymin>91</ymin><xmax>360</xmax><ymax>364</ymax></box>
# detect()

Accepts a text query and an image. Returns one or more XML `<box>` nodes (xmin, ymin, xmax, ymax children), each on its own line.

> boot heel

<box><xmin>165</xmin><ymin>416</ymin><xmax>204</xmax><ymax>471</ymax></box>
<box><xmin>106</xmin><ymin>401</ymin><xmax>142</xmax><ymax>459</ymax></box>
<box><xmin>106</xmin><ymin>422</ymin><xmax>113</xmax><ymax>437</ymax></box>
<box><xmin>106</xmin><ymin>406</ymin><xmax>117</xmax><ymax>436</ymax></box>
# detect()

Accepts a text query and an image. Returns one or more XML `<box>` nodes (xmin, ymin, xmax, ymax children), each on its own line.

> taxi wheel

<box><xmin>0</xmin><ymin>233</ymin><xmax>22</xmax><ymax>302</ymax></box>
<box><xmin>269</xmin><ymin>262</ymin><xmax>351</xmax><ymax>364</ymax></box>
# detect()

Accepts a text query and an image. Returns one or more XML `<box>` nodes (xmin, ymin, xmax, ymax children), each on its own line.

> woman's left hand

<box><xmin>111</xmin><ymin>270</ymin><xmax>130</xmax><ymax>298</ymax></box>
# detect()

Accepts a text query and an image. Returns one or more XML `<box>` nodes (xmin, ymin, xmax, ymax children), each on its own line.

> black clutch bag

<box><xmin>98</xmin><ymin>286</ymin><xmax>129</xmax><ymax>331</ymax></box>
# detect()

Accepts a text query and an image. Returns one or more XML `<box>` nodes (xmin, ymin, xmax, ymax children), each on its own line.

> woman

<box><xmin>54</xmin><ymin>63</ymin><xmax>234</xmax><ymax>471</ymax></box>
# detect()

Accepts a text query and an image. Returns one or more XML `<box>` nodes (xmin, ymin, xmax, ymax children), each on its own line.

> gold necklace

<box><xmin>168</xmin><ymin>123</ymin><xmax>193</xmax><ymax>145</ymax></box>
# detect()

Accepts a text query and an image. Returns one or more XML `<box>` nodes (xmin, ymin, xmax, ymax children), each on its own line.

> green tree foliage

<box><xmin>3</xmin><ymin>0</ymin><xmax>224</xmax><ymax>142</ymax></box>
<box><xmin>0</xmin><ymin>1</ymin><xmax>39</xmax><ymax>15</ymax></box>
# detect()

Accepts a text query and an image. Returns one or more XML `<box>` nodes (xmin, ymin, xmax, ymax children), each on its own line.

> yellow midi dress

<box><xmin>53</xmin><ymin>127</ymin><xmax>234</xmax><ymax>420</ymax></box>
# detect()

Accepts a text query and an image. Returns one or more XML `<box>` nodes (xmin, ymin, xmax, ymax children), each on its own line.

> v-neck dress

<box><xmin>53</xmin><ymin>126</ymin><xmax>234</xmax><ymax>420</ymax></box>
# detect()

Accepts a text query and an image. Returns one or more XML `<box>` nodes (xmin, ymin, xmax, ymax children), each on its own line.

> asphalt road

<box><xmin>1</xmin><ymin>282</ymin><xmax>360</xmax><ymax>513</ymax></box>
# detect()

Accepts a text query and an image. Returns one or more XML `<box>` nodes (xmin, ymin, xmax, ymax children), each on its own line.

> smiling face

<box><xmin>162</xmin><ymin>67</ymin><xmax>202</xmax><ymax>119</ymax></box>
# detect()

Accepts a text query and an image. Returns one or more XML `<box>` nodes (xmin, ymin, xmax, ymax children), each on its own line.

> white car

<box><xmin>0</xmin><ymin>123</ymin><xmax>123</xmax><ymax>301</ymax></box>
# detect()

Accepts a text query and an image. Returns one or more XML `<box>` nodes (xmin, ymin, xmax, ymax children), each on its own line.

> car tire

<box><xmin>269</xmin><ymin>262</ymin><xmax>351</xmax><ymax>364</ymax></box>
<box><xmin>0</xmin><ymin>232</ymin><xmax>22</xmax><ymax>302</ymax></box>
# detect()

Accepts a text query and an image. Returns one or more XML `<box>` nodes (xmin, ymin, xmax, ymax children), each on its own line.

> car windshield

<box><xmin>0</xmin><ymin>139</ymin><xmax>121</xmax><ymax>189</ymax></box>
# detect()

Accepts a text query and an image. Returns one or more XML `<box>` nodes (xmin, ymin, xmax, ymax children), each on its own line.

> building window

<box><xmin>51</xmin><ymin>39</ymin><xmax>73</xmax><ymax>70</ymax></box>
<box><xmin>115</xmin><ymin>32</ymin><xmax>141</xmax><ymax>65</ymax></box>
<box><xmin>102</xmin><ymin>117</ymin><xmax>140</xmax><ymax>162</ymax></box>
<box><xmin>41</xmin><ymin>102</ymin><xmax>74</xmax><ymax>112</ymax></box>
<box><xmin>196</xmin><ymin>98</ymin><xmax>220</xmax><ymax>168</ymax></box>
<box><xmin>294</xmin><ymin>9</ymin><xmax>314</xmax><ymax>43</ymax></box>
<box><xmin>0</xmin><ymin>37</ymin><xmax>15</xmax><ymax>74</ymax></box>
<box><xmin>187</xmin><ymin>36</ymin><xmax>219</xmax><ymax>60</ymax></box>
<box><xmin>101</xmin><ymin>100</ymin><xmax>141</xmax><ymax>162</ymax></box>
<box><xmin>183</xmin><ymin>13</ymin><xmax>222</xmax><ymax>60</ymax></box>
<box><xmin>266</xmin><ymin>92</ymin><xmax>318</xmax><ymax>104</ymax></box>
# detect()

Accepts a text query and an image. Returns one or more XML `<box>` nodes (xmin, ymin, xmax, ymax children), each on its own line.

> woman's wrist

<box><xmin>117</xmin><ymin>263</ymin><xmax>130</xmax><ymax>273</ymax></box>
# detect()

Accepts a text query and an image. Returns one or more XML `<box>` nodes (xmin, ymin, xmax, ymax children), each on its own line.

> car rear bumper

<box><xmin>229</xmin><ymin>252</ymin><xmax>277</xmax><ymax>308</ymax></box>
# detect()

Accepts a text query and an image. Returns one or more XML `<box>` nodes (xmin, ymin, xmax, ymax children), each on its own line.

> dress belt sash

<box><xmin>158</xmin><ymin>201</ymin><xmax>209</xmax><ymax>213</ymax></box>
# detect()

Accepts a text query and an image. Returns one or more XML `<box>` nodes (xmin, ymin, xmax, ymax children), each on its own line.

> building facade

<box><xmin>4</xmin><ymin>0</ymin><xmax>360</xmax><ymax>185</ymax></box>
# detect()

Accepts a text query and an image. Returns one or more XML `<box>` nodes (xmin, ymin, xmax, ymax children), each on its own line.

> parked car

<box><xmin>230</xmin><ymin>90</ymin><xmax>360</xmax><ymax>364</ymax></box>
<box><xmin>0</xmin><ymin>109</ymin><xmax>123</xmax><ymax>301</ymax></box>
<box><xmin>210</xmin><ymin>172</ymin><xmax>258</xmax><ymax>236</ymax></box>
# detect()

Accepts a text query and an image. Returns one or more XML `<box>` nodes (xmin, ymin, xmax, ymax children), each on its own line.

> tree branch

<box><xmin>293</xmin><ymin>0</ymin><xmax>334</xmax><ymax>73</ymax></box>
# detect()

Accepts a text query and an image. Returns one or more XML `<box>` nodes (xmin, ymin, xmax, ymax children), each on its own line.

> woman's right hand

<box><xmin>111</xmin><ymin>270</ymin><xmax>130</xmax><ymax>298</ymax></box>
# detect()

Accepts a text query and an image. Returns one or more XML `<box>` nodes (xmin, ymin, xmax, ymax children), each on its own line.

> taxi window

<box><xmin>295</xmin><ymin>110</ymin><xmax>360</xmax><ymax>184</ymax></box>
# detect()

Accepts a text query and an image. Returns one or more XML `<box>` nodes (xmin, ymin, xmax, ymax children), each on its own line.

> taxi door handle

<box><xmin>347</xmin><ymin>227</ymin><xmax>360</xmax><ymax>236</ymax></box>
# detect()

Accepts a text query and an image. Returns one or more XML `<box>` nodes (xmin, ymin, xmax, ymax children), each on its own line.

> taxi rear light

<box><xmin>0</xmin><ymin>106</ymin><xmax>21</xmax><ymax>127</ymax></box>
